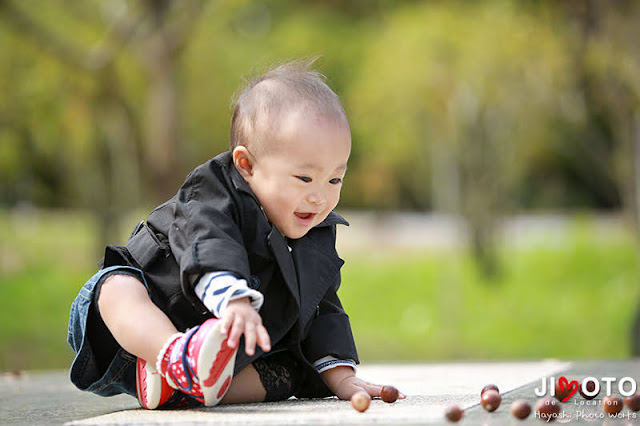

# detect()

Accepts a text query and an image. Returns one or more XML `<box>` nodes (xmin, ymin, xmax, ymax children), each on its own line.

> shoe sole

<box><xmin>197</xmin><ymin>319</ymin><xmax>238</xmax><ymax>406</ymax></box>
<box><xmin>136</xmin><ymin>358</ymin><xmax>175</xmax><ymax>409</ymax></box>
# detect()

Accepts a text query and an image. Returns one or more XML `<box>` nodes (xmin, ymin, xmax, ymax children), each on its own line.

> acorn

<box><xmin>535</xmin><ymin>397</ymin><xmax>560</xmax><ymax>422</ymax></box>
<box><xmin>624</xmin><ymin>393</ymin><xmax>640</xmax><ymax>412</ymax></box>
<box><xmin>380</xmin><ymin>385</ymin><xmax>399</xmax><ymax>403</ymax></box>
<box><xmin>603</xmin><ymin>395</ymin><xmax>623</xmax><ymax>416</ymax></box>
<box><xmin>481</xmin><ymin>384</ymin><xmax>499</xmax><ymax>397</ymax></box>
<box><xmin>481</xmin><ymin>389</ymin><xmax>501</xmax><ymax>412</ymax></box>
<box><xmin>350</xmin><ymin>391</ymin><xmax>371</xmax><ymax>412</ymax></box>
<box><xmin>579</xmin><ymin>379</ymin><xmax>599</xmax><ymax>400</ymax></box>
<box><xmin>554</xmin><ymin>379</ymin><xmax>575</xmax><ymax>402</ymax></box>
<box><xmin>444</xmin><ymin>404</ymin><xmax>464</xmax><ymax>422</ymax></box>
<box><xmin>510</xmin><ymin>399</ymin><xmax>532</xmax><ymax>419</ymax></box>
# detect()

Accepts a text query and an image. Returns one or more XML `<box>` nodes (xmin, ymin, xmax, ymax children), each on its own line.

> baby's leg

<box><xmin>97</xmin><ymin>273</ymin><xmax>177</xmax><ymax>364</ymax></box>
<box><xmin>97</xmin><ymin>273</ymin><xmax>275</xmax><ymax>405</ymax></box>
<box><xmin>222</xmin><ymin>351</ymin><xmax>300</xmax><ymax>404</ymax></box>
<box><xmin>220</xmin><ymin>364</ymin><xmax>266</xmax><ymax>403</ymax></box>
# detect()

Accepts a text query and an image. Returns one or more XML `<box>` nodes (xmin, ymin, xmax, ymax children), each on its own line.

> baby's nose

<box><xmin>307</xmin><ymin>191</ymin><xmax>325</xmax><ymax>205</ymax></box>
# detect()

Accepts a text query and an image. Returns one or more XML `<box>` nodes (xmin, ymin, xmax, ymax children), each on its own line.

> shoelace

<box><xmin>168</xmin><ymin>326</ymin><xmax>200</xmax><ymax>393</ymax></box>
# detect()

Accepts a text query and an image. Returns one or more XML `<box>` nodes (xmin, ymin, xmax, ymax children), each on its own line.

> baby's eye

<box><xmin>296</xmin><ymin>176</ymin><xmax>312</xmax><ymax>183</ymax></box>
<box><xmin>329</xmin><ymin>178</ymin><xmax>343</xmax><ymax>185</ymax></box>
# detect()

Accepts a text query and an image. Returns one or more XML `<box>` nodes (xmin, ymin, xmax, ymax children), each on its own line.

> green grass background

<box><xmin>1</xmin><ymin>210</ymin><xmax>638</xmax><ymax>371</ymax></box>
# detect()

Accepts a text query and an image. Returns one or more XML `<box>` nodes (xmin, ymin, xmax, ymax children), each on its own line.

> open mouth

<box><xmin>294</xmin><ymin>212</ymin><xmax>316</xmax><ymax>222</ymax></box>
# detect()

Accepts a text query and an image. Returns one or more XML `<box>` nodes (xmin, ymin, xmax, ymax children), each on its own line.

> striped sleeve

<box><xmin>194</xmin><ymin>271</ymin><xmax>264</xmax><ymax>318</ymax></box>
<box><xmin>313</xmin><ymin>355</ymin><xmax>357</xmax><ymax>374</ymax></box>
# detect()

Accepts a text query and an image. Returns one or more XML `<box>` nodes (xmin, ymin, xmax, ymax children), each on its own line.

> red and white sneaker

<box><xmin>157</xmin><ymin>318</ymin><xmax>237</xmax><ymax>406</ymax></box>
<box><xmin>136</xmin><ymin>358</ymin><xmax>179</xmax><ymax>409</ymax></box>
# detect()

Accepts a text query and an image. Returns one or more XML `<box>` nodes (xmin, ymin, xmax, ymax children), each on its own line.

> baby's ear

<box><xmin>233</xmin><ymin>146</ymin><xmax>254</xmax><ymax>178</ymax></box>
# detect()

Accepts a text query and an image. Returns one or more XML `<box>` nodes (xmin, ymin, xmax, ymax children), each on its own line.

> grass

<box><xmin>0</xmin><ymin>209</ymin><xmax>98</xmax><ymax>371</ymax></box>
<box><xmin>1</xmin><ymin>209</ymin><xmax>638</xmax><ymax>371</ymax></box>
<box><xmin>340</xmin><ymin>218</ymin><xmax>640</xmax><ymax>362</ymax></box>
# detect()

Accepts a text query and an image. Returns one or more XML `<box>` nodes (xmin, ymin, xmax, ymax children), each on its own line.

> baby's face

<box><xmin>243</xmin><ymin>112</ymin><xmax>351</xmax><ymax>239</ymax></box>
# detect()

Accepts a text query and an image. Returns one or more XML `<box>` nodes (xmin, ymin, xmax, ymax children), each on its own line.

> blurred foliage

<box><xmin>1</xmin><ymin>0</ymin><xmax>639</xmax><ymax>216</ymax></box>
<box><xmin>341</xmin><ymin>222</ymin><xmax>640</xmax><ymax>361</ymax></box>
<box><xmin>347</xmin><ymin>1</ymin><xmax>572</xmax><ymax>209</ymax></box>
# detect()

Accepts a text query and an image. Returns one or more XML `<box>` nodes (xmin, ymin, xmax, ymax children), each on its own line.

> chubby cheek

<box><xmin>317</xmin><ymin>192</ymin><xmax>341</xmax><ymax>223</ymax></box>
<box><xmin>280</xmin><ymin>190</ymin><xmax>302</xmax><ymax>212</ymax></box>
<box><xmin>267</xmin><ymin>185</ymin><xmax>295</xmax><ymax>210</ymax></box>
<box><xmin>327</xmin><ymin>191</ymin><xmax>341</xmax><ymax>211</ymax></box>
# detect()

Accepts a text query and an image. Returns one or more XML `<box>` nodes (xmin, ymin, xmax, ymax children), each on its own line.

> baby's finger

<box><xmin>244</xmin><ymin>321</ymin><xmax>257</xmax><ymax>356</ymax></box>
<box><xmin>256</xmin><ymin>324</ymin><xmax>271</xmax><ymax>352</ymax></box>
<box><xmin>227</xmin><ymin>315</ymin><xmax>245</xmax><ymax>349</ymax></box>
<box><xmin>219</xmin><ymin>311</ymin><xmax>234</xmax><ymax>335</ymax></box>
<box><xmin>364</xmin><ymin>382</ymin><xmax>383</xmax><ymax>398</ymax></box>
<box><xmin>346</xmin><ymin>385</ymin><xmax>368</xmax><ymax>401</ymax></box>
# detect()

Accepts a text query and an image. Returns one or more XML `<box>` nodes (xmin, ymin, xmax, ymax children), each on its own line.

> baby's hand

<box><xmin>219</xmin><ymin>297</ymin><xmax>271</xmax><ymax>356</ymax></box>
<box><xmin>335</xmin><ymin>376</ymin><xmax>407</xmax><ymax>401</ymax></box>
<box><xmin>335</xmin><ymin>376</ymin><xmax>378</xmax><ymax>400</ymax></box>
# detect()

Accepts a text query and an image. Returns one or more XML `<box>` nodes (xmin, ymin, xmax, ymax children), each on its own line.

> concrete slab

<box><xmin>1</xmin><ymin>360</ymin><xmax>572</xmax><ymax>425</ymax></box>
<box><xmin>10</xmin><ymin>360</ymin><xmax>640</xmax><ymax>425</ymax></box>
<box><xmin>0</xmin><ymin>370</ymin><xmax>136</xmax><ymax>426</ymax></box>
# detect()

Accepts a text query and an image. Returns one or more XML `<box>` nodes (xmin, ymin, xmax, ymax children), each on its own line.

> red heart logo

<box><xmin>557</xmin><ymin>376</ymin><xmax>578</xmax><ymax>402</ymax></box>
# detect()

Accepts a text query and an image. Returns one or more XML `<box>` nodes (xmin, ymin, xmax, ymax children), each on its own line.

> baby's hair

<box><xmin>229</xmin><ymin>58</ymin><xmax>350</xmax><ymax>153</ymax></box>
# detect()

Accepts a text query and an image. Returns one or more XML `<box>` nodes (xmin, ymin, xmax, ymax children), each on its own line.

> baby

<box><xmin>68</xmin><ymin>59</ymin><xmax>403</xmax><ymax>408</ymax></box>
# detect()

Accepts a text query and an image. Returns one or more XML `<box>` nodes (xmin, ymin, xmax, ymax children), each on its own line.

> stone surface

<box><xmin>1</xmin><ymin>360</ymin><xmax>573</xmax><ymax>425</ymax></box>
<box><xmin>10</xmin><ymin>360</ymin><xmax>640</xmax><ymax>425</ymax></box>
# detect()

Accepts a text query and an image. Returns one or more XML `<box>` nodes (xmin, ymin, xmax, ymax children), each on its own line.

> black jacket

<box><xmin>101</xmin><ymin>151</ymin><xmax>358</xmax><ymax>397</ymax></box>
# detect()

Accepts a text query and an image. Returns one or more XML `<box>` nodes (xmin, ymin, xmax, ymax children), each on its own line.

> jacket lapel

<box><xmin>290</xmin><ymin>237</ymin><xmax>345</xmax><ymax>328</ymax></box>
<box><xmin>267</xmin><ymin>226</ymin><xmax>300</xmax><ymax>306</ymax></box>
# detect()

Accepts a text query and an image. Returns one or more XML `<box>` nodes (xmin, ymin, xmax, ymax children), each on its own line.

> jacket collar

<box><xmin>222</xmin><ymin>151</ymin><xmax>259</xmax><ymax>203</ymax></box>
<box><xmin>318</xmin><ymin>211</ymin><xmax>349</xmax><ymax>227</ymax></box>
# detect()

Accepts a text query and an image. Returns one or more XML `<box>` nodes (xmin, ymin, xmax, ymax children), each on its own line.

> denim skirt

<box><xmin>67</xmin><ymin>265</ymin><xmax>147</xmax><ymax>397</ymax></box>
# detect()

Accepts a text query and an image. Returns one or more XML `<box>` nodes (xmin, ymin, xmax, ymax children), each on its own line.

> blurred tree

<box><xmin>558</xmin><ymin>0</ymin><xmax>640</xmax><ymax>355</ymax></box>
<box><xmin>0</xmin><ymin>0</ymin><xmax>638</xmax><ymax>256</ymax></box>
<box><xmin>0</xmin><ymin>0</ymin><xmax>204</xmax><ymax>246</ymax></box>
<box><xmin>347</xmin><ymin>1</ymin><xmax>573</xmax><ymax>278</ymax></box>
